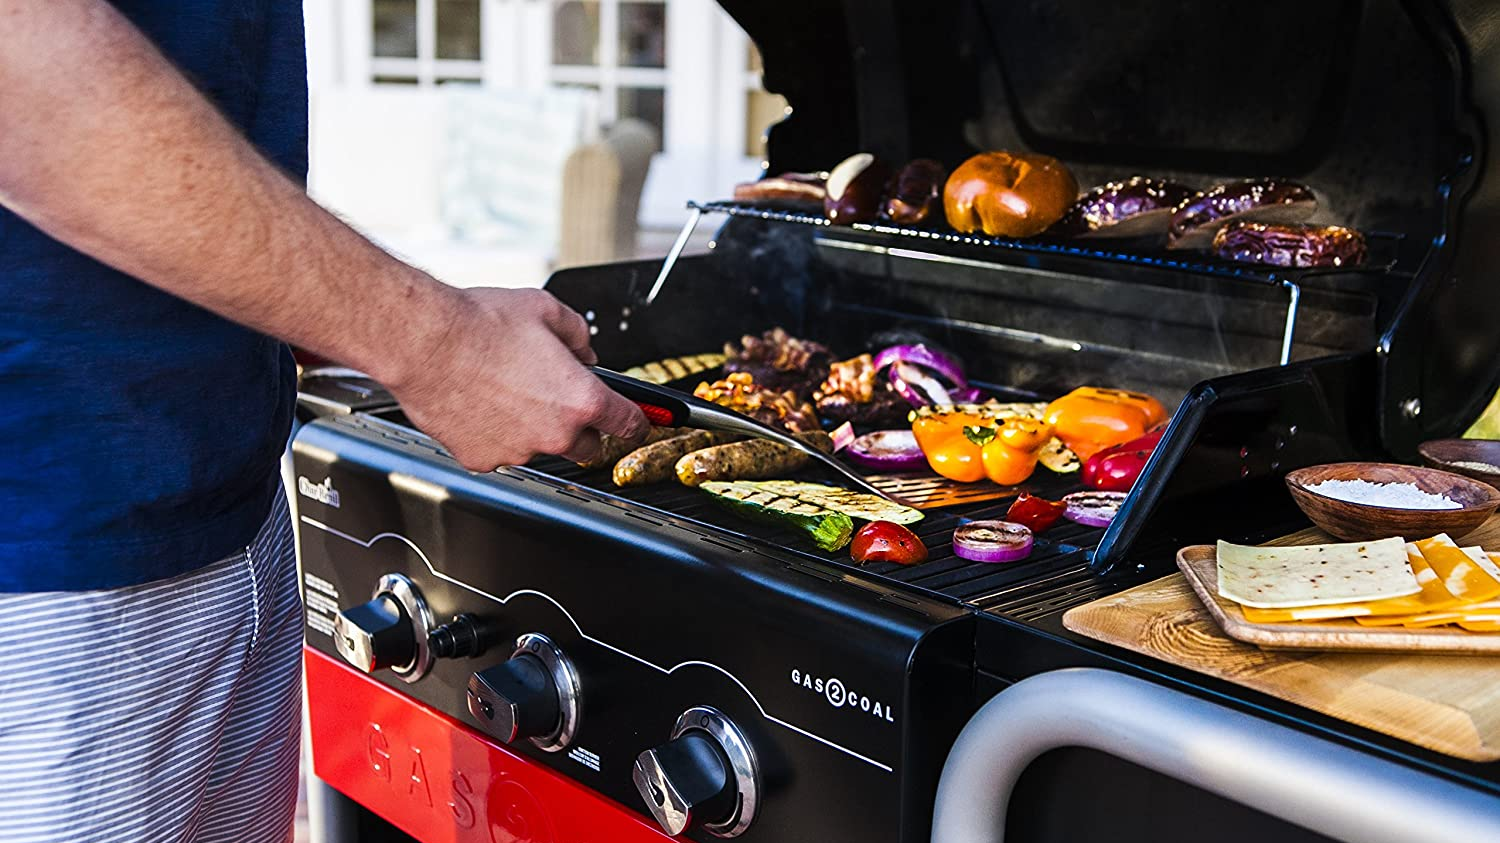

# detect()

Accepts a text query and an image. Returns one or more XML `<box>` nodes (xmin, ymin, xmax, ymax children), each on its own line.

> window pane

<box><xmin>373</xmin><ymin>75</ymin><xmax>419</xmax><ymax>86</ymax></box>
<box><xmin>619</xmin><ymin>3</ymin><xmax>666</xmax><ymax>68</ymax></box>
<box><xmin>437</xmin><ymin>0</ymin><xmax>482</xmax><ymax>60</ymax></box>
<box><xmin>373</xmin><ymin>0</ymin><xmax>418</xmax><ymax>59</ymax></box>
<box><xmin>553</xmin><ymin>1</ymin><xmax>600</xmax><ymax>66</ymax></box>
<box><xmin>618</xmin><ymin>87</ymin><xmax>665</xmax><ymax>152</ymax></box>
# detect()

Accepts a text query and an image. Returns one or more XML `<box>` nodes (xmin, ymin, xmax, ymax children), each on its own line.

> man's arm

<box><xmin>0</xmin><ymin>0</ymin><xmax>646</xmax><ymax>468</ymax></box>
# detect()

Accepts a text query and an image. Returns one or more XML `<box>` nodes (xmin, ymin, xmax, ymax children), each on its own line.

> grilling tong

<box><xmin>591</xmin><ymin>366</ymin><xmax>899</xmax><ymax>502</ymax></box>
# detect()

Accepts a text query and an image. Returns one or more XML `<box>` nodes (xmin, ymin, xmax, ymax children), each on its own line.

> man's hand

<box><xmin>388</xmin><ymin>288</ymin><xmax>649</xmax><ymax>470</ymax></box>
<box><xmin>0</xmin><ymin>0</ymin><xmax>647</xmax><ymax>469</ymax></box>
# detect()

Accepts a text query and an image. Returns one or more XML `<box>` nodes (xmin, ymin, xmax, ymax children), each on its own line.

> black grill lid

<box><xmin>718</xmin><ymin>0</ymin><xmax>1500</xmax><ymax>456</ymax></box>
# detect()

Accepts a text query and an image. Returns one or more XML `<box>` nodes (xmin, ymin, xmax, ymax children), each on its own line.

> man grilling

<box><xmin>0</xmin><ymin>2</ymin><xmax>647</xmax><ymax>839</ymax></box>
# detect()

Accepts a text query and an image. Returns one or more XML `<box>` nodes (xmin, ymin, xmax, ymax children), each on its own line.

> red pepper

<box><xmin>1081</xmin><ymin>429</ymin><xmax>1165</xmax><ymax>491</ymax></box>
<box><xmin>1005</xmin><ymin>493</ymin><xmax>1066</xmax><ymax>533</ymax></box>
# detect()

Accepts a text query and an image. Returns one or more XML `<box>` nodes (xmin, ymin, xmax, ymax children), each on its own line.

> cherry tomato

<box><xmin>850</xmin><ymin>521</ymin><xmax>929</xmax><ymax>565</ymax></box>
<box><xmin>1005</xmin><ymin>493</ymin><xmax>1066</xmax><ymax>533</ymax></box>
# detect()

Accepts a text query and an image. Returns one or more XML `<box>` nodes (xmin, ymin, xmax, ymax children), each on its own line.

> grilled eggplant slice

<box><xmin>700</xmin><ymin>482</ymin><xmax>855</xmax><ymax>551</ymax></box>
<box><xmin>747</xmin><ymin>480</ymin><xmax>924</xmax><ymax>525</ymax></box>
<box><xmin>622</xmin><ymin>353</ymin><xmax>727</xmax><ymax>385</ymax></box>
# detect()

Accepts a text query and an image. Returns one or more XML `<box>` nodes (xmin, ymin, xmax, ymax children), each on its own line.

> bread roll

<box><xmin>943</xmin><ymin>151</ymin><xmax>1078</xmax><ymax>238</ymax></box>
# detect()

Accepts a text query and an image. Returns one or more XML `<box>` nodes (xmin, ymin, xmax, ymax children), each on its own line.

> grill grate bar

<box><xmin>527</xmin><ymin>456</ymin><xmax>1108</xmax><ymax>608</ymax></box>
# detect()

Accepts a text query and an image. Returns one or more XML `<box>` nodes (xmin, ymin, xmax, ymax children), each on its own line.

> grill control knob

<box><xmin>466</xmin><ymin>633</ymin><xmax>581</xmax><ymax>752</ymax></box>
<box><xmin>633</xmin><ymin>707</ymin><xmax>760</xmax><ymax>838</ymax></box>
<box><xmin>333</xmin><ymin>593</ymin><xmax>412</xmax><ymax>673</ymax></box>
<box><xmin>332</xmin><ymin>573</ymin><xmax>434</xmax><ymax>683</ymax></box>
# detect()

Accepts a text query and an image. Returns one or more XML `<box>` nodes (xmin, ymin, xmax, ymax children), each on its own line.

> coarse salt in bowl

<box><xmin>1285</xmin><ymin>462</ymin><xmax>1500</xmax><ymax>542</ymax></box>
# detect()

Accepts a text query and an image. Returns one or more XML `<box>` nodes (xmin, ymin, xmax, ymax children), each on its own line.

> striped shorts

<box><xmin>0</xmin><ymin>494</ymin><xmax>302</xmax><ymax>843</ymax></box>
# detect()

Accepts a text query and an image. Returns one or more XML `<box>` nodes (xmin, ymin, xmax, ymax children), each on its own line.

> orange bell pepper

<box><xmin>1043</xmin><ymin>387</ymin><xmax>1167</xmax><ymax>460</ymax></box>
<box><xmin>912</xmin><ymin>412</ymin><xmax>1053</xmax><ymax>485</ymax></box>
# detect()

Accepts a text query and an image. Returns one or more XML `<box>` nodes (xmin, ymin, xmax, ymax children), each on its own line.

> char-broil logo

<box><xmin>298</xmin><ymin>476</ymin><xmax>341</xmax><ymax>508</ymax></box>
<box><xmin>791</xmin><ymin>669</ymin><xmax>895</xmax><ymax>723</ymax></box>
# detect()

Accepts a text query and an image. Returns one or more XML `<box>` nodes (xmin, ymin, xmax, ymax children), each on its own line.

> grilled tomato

<box><xmin>850</xmin><ymin>521</ymin><xmax>929</xmax><ymax>566</ymax></box>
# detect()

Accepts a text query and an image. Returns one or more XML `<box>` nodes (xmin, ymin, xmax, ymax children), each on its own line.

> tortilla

<box><xmin>1216</xmin><ymin>536</ymin><xmax>1420</xmax><ymax>609</ymax></box>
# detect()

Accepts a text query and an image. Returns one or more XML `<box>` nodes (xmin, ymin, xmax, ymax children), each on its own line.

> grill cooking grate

<box><xmin>688</xmin><ymin>200</ymin><xmax>1402</xmax><ymax>288</ymax></box>
<box><xmin>528</xmin><ymin>456</ymin><xmax>1109</xmax><ymax>609</ymax></box>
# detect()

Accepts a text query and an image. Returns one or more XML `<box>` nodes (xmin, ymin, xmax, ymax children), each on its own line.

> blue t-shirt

<box><xmin>0</xmin><ymin>1</ymin><xmax>307</xmax><ymax>591</ymax></box>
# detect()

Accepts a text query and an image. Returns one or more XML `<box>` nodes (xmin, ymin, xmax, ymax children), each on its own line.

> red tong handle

<box><xmin>634</xmin><ymin>402</ymin><xmax>677</xmax><ymax>427</ymax></box>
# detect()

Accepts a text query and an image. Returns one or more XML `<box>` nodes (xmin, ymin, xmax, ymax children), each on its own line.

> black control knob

<box><xmin>633</xmin><ymin>733</ymin><xmax>737</xmax><ymax>836</ymax></box>
<box><xmin>334</xmin><ymin>593</ymin><xmax>414</xmax><ymax>674</ymax></box>
<box><xmin>466</xmin><ymin>633</ymin><xmax>582</xmax><ymax>751</ymax></box>
<box><xmin>467</xmin><ymin>654</ymin><xmax>560</xmax><ymax>744</ymax></box>
<box><xmin>332</xmin><ymin>574</ymin><xmax>435</xmax><ymax>682</ymax></box>
<box><xmin>633</xmin><ymin>707</ymin><xmax>760</xmax><ymax>838</ymax></box>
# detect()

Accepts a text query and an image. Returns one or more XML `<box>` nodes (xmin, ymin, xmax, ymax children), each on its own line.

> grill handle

<box><xmin>930</xmin><ymin>668</ymin><xmax>1500</xmax><ymax>843</ymax></box>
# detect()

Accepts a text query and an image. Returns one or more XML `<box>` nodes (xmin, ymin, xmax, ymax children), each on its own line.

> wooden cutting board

<box><xmin>1062</xmin><ymin>517</ymin><xmax>1500</xmax><ymax>761</ymax></box>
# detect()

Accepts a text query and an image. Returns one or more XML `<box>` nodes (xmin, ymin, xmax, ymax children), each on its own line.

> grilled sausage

<box><xmin>675</xmin><ymin>431</ymin><xmax>835</xmax><ymax>487</ymax></box>
<box><xmin>613</xmin><ymin>431</ymin><xmax>740</xmax><ymax>487</ymax></box>
<box><xmin>1050</xmin><ymin>176</ymin><xmax>1194</xmax><ymax>240</ymax></box>
<box><xmin>578</xmin><ymin>426</ymin><xmax>686</xmax><ymax>471</ymax></box>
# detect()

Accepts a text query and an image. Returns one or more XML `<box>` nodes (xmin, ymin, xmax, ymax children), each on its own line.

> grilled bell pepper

<box><xmin>1043</xmin><ymin>387</ymin><xmax>1167</xmax><ymax>460</ymax></box>
<box><xmin>1081</xmin><ymin>429</ymin><xmax>1165</xmax><ymax>492</ymax></box>
<box><xmin>912</xmin><ymin>411</ymin><xmax>1053</xmax><ymax>485</ymax></box>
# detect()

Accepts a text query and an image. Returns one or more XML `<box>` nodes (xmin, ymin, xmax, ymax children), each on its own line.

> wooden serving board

<box><xmin>1062</xmin><ymin>517</ymin><xmax>1500</xmax><ymax>761</ymax></box>
<box><xmin>1176</xmin><ymin>545</ymin><xmax>1500</xmax><ymax>654</ymax></box>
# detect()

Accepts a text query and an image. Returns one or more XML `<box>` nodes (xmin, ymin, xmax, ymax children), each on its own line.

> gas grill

<box><xmin>297</xmin><ymin>2</ymin><xmax>1500</xmax><ymax>842</ymax></box>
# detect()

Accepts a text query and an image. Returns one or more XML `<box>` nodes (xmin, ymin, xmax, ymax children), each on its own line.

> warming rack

<box><xmin>647</xmin><ymin>200</ymin><xmax>1401</xmax><ymax>367</ymax></box>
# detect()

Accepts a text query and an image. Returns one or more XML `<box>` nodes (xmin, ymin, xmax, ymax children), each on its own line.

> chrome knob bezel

<box><xmin>376</xmin><ymin>573</ymin><xmax>434</xmax><ymax>683</ymax></box>
<box><xmin>667</xmin><ymin>706</ymin><xmax>760</xmax><ymax>838</ymax></box>
<box><xmin>512</xmin><ymin>632</ymin><xmax>582</xmax><ymax>752</ymax></box>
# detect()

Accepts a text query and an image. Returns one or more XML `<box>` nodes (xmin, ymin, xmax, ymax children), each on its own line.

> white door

<box><xmin>500</xmin><ymin>0</ymin><xmax>784</xmax><ymax>226</ymax></box>
<box><xmin>306</xmin><ymin>0</ymin><xmax>787</xmax><ymax>228</ymax></box>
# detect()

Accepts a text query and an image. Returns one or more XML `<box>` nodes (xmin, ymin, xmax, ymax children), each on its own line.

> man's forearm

<box><xmin>0</xmin><ymin>0</ymin><xmax>457</xmax><ymax>386</ymax></box>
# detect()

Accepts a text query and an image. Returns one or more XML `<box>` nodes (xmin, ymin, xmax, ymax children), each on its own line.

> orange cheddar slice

<box><xmin>1357</xmin><ymin>539</ymin><xmax>1500</xmax><ymax>627</ymax></box>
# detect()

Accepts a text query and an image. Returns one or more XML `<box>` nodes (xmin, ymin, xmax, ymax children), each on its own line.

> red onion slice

<box><xmin>845</xmin><ymin>430</ymin><xmax>928</xmax><ymax>472</ymax></box>
<box><xmin>890</xmin><ymin>362</ymin><xmax>954</xmax><ymax>407</ymax></box>
<box><xmin>1062</xmin><ymin>490</ymin><xmax>1127</xmax><ymax>528</ymax></box>
<box><xmin>872</xmin><ymin>344</ymin><xmax>969</xmax><ymax>388</ymax></box>
<box><xmin>952</xmin><ymin>520</ymin><xmax>1034</xmax><ymax>563</ymax></box>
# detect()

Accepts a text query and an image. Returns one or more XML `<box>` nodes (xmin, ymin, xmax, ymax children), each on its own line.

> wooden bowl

<box><xmin>1284</xmin><ymin>462</ymin><xmax>1500</xmax><ymax>542</ymax></box>
<box><xmin>1418</xmin><ymin>438</ymin><xmax>1500</xmax><ymax>486</ymax></box>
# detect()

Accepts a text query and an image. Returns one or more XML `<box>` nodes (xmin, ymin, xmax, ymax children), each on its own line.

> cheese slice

<box><xmin>1356</xmin><ymin>540</ymin><xmax>1500</xmax><ymax>627</ymax></box>
<box><xmin>1241</xmin><ymin>545</ymin><xmax>1445</xmax><ymax>623</ymax></box>
<box><xmin>1216</xmin><ymin>537</ymin><xmax>1419</xmax><ymax>609</ymax></box>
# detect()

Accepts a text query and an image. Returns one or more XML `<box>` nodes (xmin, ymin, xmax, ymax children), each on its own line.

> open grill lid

<box><xmin>717</xmin><ymin>0</ymin><xmax>1500</xmax><ymax>457</ymax></box>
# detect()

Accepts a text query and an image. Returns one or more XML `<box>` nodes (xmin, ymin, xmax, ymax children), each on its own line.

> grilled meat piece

<box><xmin>814</xmin><ymin>354</ymin><xmax>910</xmax><ymax>425</ymax></box>
<box><xmin>675</xmin><ymin>432</ymin><xmax>835</xmax><ymax>487</ymax></box>
<box><xmin>613</xmin><ymin>431</ymin><xmax>741</xmax><ymax>487</ymax></box>
<box><xmin>694</xmin><ymin>372</ymin><xmax>821</xmax><ymax>432</ymax></box>
<box><xmin>722</xmin><ymin>328</ymin><xmax>833</xmax><ymax>394</ymax></box>
<box><xmin>1212</xmin><ymin>221</ymin><xmax>1367</xmax><ymax>268</ymax></box>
